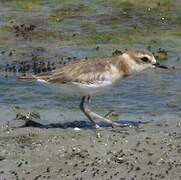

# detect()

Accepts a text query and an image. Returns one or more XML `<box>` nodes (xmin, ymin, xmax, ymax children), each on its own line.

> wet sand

<box><xmin>0</xmin><ymin>118</ymin><xmax>180</xmax><ymax>180</ymax></box>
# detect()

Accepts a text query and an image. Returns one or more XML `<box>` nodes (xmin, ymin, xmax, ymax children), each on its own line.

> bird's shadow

<box><xmin>16</xmin><ymin>119</ymin><xmax>148</xmax><ymax>129</ymax></box>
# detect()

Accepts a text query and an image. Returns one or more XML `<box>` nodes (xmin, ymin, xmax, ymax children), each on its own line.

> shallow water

<box><xmin>0</xmin><ymin>0</ymin><xmax>180</xmax><ymax>125</ymax></box>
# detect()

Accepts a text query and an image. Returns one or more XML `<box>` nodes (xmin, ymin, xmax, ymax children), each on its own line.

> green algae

<box><xmin>170</xmin><ymin>30</ymin><xmax>181</xmax><ymax>37</ymax></box>
<box><xmin>8</xmin><ymin>0</ymin><xmax>45</xmax><ymax>11</ymax></box>
<box><xmin>68</xmin><ymin>107</ymin><xmax>79</xmax><ymax>112</ymax></box>
<box><xmin>50</xmin><ymin>3</ymin><xmax>96</xmax><ymax>24</ymax></box>
<box><xmin>0</xmin><ymin>0</ymin><xmax>180</xmax><ymax>59</ymax></box>
<box><xmin>155</xmin><ymin>48</ymin><xmax>168</xmax><ymax>61</ymax></box>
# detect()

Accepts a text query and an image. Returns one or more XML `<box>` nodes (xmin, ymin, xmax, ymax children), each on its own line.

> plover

<box><xmin>21</xmin><ymin>49</ymin><xmax>168</xmax><ymax>128</ymax></box>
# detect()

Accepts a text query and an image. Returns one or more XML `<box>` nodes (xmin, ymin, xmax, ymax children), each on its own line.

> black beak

<box><xmin>153</xmin><ymin>62</ymin><xmax>169</xmax><ymax>69</ymax></box>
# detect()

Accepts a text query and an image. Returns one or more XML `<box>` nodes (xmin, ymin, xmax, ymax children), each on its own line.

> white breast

<box><xmin>51</xmin><ymin>80</ymin><xmax>114</xmax><ymax>95</ymax></box>
<box><xmin>37</xmin><ymin>79</ymin><xmax>114</xmax><ymax>95</ymax></box>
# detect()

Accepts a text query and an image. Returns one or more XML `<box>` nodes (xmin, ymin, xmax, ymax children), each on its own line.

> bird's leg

<box><xmin>80</xmin><ymin>96</ymin><xmax>124</xmax><ymax>128</ymax></box>
<box><xmin>80</xmin><ymin>96</ymin><xmax>100</xmax><ymax>129</ymax></box>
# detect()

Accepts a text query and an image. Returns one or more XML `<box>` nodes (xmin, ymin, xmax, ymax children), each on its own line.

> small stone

<box><xmin>0</xmin><ymin>156</ymin><xmax>5</xmax><ymax>161</ymax></box>
<box><xmin>112</xmin><ymin>49</ymin><xmax>122</xmax><ymax>56</ymax></box>
<box><xmin>95</xmin><ymin>46</ymin><xmax>100</xmax><ymax>51</ymax></box>
<box><xmin>135</xmin><ymin>167</ymin><xmax>141</xmax><ymax>171</ymax></box>
<box><xmin>17</xmin><ymin>162</ymin><xmax>23</xmax><ymax>167</ymax></box>
<box><xmin>33</xmin><ymin>175</ymin><xmax>42</xmax><ymax>180</ymax></box>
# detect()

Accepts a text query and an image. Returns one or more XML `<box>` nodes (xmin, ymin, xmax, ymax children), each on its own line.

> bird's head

<box><xmin>122</xmin><ymin>49</ymin><xmax>168</xmax><ymax>73</ymax></box>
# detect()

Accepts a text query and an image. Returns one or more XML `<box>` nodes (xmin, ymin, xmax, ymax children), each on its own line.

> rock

<box><xmin>112</xmin><ymin>49</ymin><xmax>123</xmax><ymax>56</ymax></box>
<box><xmin>0</xmin><ymin>156</ymin><xmax>5</xmax><ymax>161</ymax></box>
<box><xmin>155</xmin><ymin>48</ymin><xmax>168</xmax><ymax>60</ymax></box>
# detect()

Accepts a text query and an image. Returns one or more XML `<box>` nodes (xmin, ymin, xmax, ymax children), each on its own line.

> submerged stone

<box><xmin>155</xmin><ymin>48</ymin><xmax>168</xmax><ymax>60</ymax></box>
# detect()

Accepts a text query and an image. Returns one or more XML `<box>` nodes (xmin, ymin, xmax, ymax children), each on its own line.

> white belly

<box><xmin>38</xmin><ymin>80</ymin><xmax>114</xmax><ymax>95</ymax></box>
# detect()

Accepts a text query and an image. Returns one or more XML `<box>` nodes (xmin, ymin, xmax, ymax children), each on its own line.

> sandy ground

<box><xmin>0</xmin><ymin>118</ymin><xmax>181</xmax><ymax>180</ymax></box>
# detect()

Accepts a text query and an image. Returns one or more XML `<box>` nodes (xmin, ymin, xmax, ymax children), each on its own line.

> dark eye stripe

<box><xmin>141</xmin><ymin>57</ymin><xmax>149</xmax><ymax>62</ymax></box>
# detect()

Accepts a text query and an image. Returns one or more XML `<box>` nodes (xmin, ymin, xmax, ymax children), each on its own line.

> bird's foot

<box><xmin>95</xmin><ymin>124</ymin><xmax>102</xmax><ymax>129</ymax></box>
<box><xmin>110</xmin><ymin>121</ymin><xmax>128</xmax><ymax>128</ymax></box>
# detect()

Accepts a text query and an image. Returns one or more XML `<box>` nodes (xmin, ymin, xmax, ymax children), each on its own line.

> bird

<box><xmin>20</xmin><ymin>49</ymin><xmax>168</xmax><ymax>129</ymax></box>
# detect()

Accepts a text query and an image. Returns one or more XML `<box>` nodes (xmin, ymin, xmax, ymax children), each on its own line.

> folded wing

<box><xmin>34</xmin><ymin>60</ymin><xmax>114</xmax><ymax>84</ymax></box>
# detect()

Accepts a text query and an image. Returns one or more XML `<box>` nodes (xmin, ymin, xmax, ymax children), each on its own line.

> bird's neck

<box><xmin>112</xmin><ymin>54</ymin><xmax>137</xmax><ymax>76</ymax></box>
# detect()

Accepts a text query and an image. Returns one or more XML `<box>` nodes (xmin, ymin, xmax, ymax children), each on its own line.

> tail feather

<box><xmin>18</xmin><ymin>75</ymin><xmax>49</xmax><ymax>84</ymax></box>
<box><xmin>18</xmin><ymin>76</ymin><xmax>37</xmax><ymax>82</ymax></box>
<box><xmin>18</xmin><ymin>70</ymin><xmax>55</xmax><ymax>83</ymax></box>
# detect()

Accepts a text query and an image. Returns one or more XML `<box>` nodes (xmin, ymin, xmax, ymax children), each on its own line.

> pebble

<box><xmin>0</xmin><ymin>156</ymin><xmax>5</xmax><ymax>161</ymax></box>
<box><xmin>33</xmin><ymin>175</ymin><xmax>42</xmax><ymax>180</ymax></box>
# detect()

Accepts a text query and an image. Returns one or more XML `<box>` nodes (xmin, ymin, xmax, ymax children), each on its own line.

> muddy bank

<box><xmin>0</xmin><ymin>118</ymin><xmax>180</xmax><ymax>180</ymax></box>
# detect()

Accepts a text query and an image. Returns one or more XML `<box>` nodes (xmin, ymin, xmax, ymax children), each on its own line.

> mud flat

<box><xmin>0</xmin><ymin>118</ymin><xmax>180</xmax><ymax>180</ymax></box>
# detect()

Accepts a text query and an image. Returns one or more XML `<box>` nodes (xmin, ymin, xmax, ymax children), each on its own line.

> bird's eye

<box><xmin>141</xmin><ymin>57</ymin><xmax>149</xmax><ymax>62</ymax></box>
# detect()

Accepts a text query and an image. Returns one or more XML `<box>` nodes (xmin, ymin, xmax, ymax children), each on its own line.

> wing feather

<box><xmin>35</xmin><ymin>60</ymin><xmax>114</xmax><ymax>84</ymax></box>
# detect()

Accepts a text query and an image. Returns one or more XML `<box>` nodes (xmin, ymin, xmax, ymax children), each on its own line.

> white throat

<box><xmin>134</xmin><ymin>63</ymin><xmax>152</xmax><ymax>73</ymax></box>
<box><xmin>122</xmin><ymin>53</ymin><xmax>152</xmax><ymax>73</ymax></box>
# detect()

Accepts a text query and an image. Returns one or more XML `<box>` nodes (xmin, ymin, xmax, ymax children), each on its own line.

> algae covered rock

<box><xmin>13</xmin><ymin>106</ymin><xmax>40</xmax><ymax>121</ymax></box>
<box><xmin>155</xmin><ymin>48</ymin><xmax>168</xmax><ymax>60</ymax></box>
